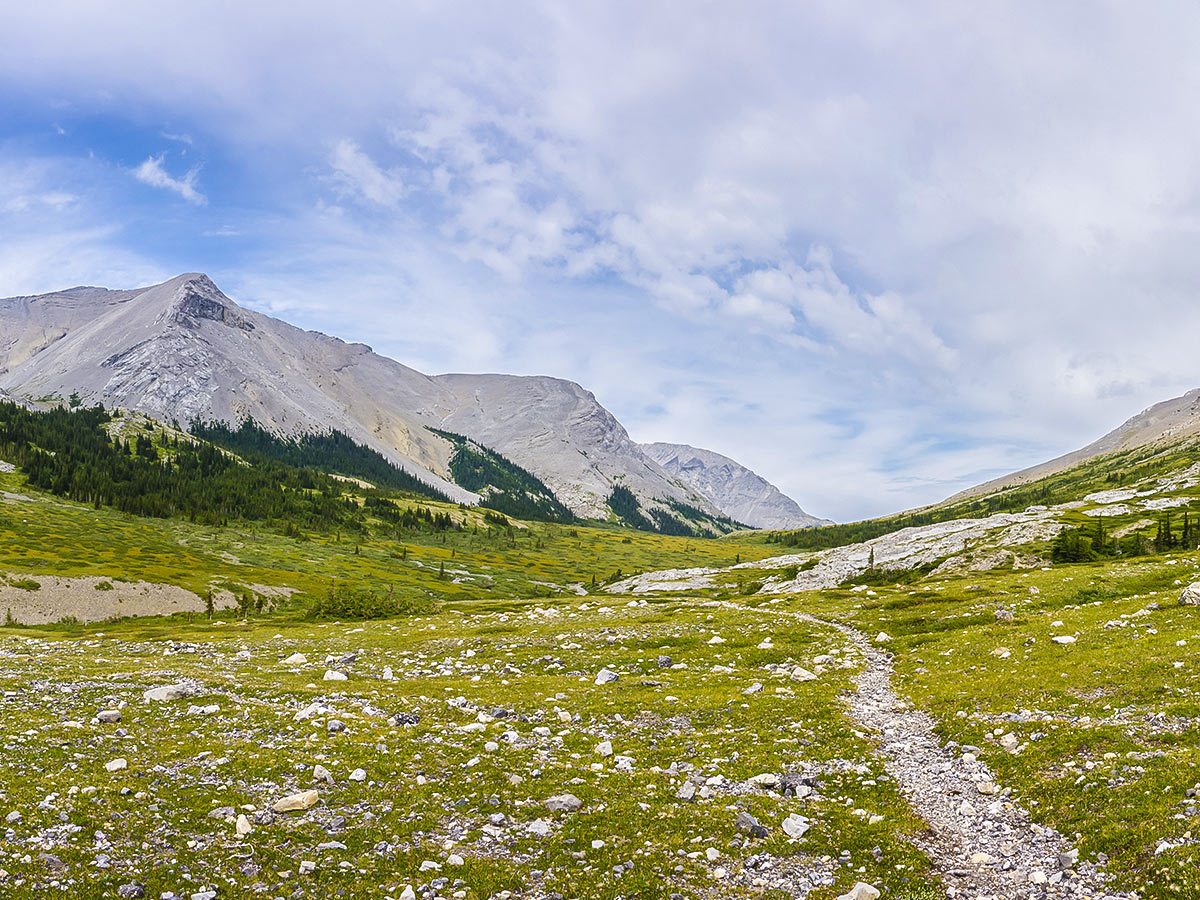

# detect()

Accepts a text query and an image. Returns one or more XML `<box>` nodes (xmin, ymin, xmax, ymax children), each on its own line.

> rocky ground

<box><xmin>0</xmin><ymin>599</ymin><xmax>941</xmax><ymax>899</ymax></box>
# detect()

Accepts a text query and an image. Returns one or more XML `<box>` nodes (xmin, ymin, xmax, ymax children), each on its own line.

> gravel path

<box><xmin>715</xmin><ymin>602</ymin><xmax>1135</xmax><ymax>899</ymax></box>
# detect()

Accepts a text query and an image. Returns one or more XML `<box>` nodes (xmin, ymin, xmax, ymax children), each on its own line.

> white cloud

<box><xmin>329</xmin><ymin>139</ymin><xmax>406</xmax><ymax>207</ymax></box>
<box><xmin>131</xmin><ymin>154</ymin><xmax>206</xmax><ymax>205</ymax></box>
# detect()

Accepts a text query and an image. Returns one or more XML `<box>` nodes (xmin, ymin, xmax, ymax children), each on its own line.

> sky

<box><xmin>3</xmin><ymin>2</ymin><xmax>1200</xmax><ymax>522</ymax></box>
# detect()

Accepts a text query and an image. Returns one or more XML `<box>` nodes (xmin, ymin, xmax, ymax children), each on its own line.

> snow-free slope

<box><xmin>641</xmin><ymin>442</ymin><xmax>830</xmax><ymax>530</ymax></box>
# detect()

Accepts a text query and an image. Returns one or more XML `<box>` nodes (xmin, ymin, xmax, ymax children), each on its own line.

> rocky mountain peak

<box><xmin>160</xmin><ymin>274</ymin><xmax>254</xmax><ymax>331</ymax></box>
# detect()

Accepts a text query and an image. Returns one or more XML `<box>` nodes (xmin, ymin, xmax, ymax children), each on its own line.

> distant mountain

<box><xmin>0</xmin><ymin>273</ymin><xmax>749</xmax><ymax>531</ymax></box>
<box><xmin>949</xmin><ymin>387</ymin><xmax>1200</xmax><ymax>503</ymax></box>
<box><xmin>641</xmin><ymin>442</ymin><xmax>831</xmax><ymax>529</ymax></box>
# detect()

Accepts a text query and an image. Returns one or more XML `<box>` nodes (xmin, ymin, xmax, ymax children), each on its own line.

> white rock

<box><xmin>299</xmin><ymin>860</ymin><xmax>316</xmax><ymax>875</ymax></box>
<box><xmin>105</xmin><ymin>758</ymin><xmax>127</xmax><ymax>773</ymax></box>
<box><xmin>323</xmin><ymin>669</ymin><xmax>348</xmax><ymax>681</ymax></box>
<box><xmin>399</xmin><ymin>888</ymin><xmax>415</xmax><ymax>900</ymax></box>
<box><xmin>594</xmin><ymin>667</ymin><xmax>620</xmax><ymax>685</ymax></box>
<box><xmin>1051</xmin><ymin>635</ymin><xmax>1077</xmax><ymax>645</ymax></box>
<box><xmin>875</xmin><ymin>632</ymin><xmax>892</xmax><ymax>643</ymax></box>
<box><xmin>312</xmin><ymin>765</ymin><xmax>334</xmax><ymax>784</ymax></box>
<box><xmin>1180</xmin><ymin>582</ymin><xmax>1200</xmax><ymax>605</ymax></box>
<box><xmin>837</xmin><ymin>884</ymin><xmax>880</xmax><ymax>900</ymax></box>
<box><xmin>526</xmin><ymin>819</ymin><xmax>552</xmax><ymax>837</ymax></box>
<box><xmin>143</xmin><ymin>682</ymin><xmax>200</xmax><ymax>702</ymax></box>
<box><xmin>272</xmin><ymin>790</ymin><xmax>319</xmax><ymax>812</ymax></box>
<box><xmin>236</xmin><ymin>814</ymin><xmax>252</xmax><ymax>836</ymax></box>
<box><xmin>782</xmin><ymin>813</ymin><xmax>810</xmax><ymax>838</ymax></box>
<box><xmin>790</xmin><ymin>666</ymin><xmax>817</xmax><ymax>682</ymax></box>
<box><xmin>348</xmin><ymin>768</ymin><xmax>367</xmax><ymax>782</ymax></box>
<box><xmin>595</xmin><ymin>740</ymin><xmax>613</xmax><ymax>757</ymax></box>
<box><xmin>282</xmin><ymin>652</ymin><xmax>307</xmax><ymax>665</ymax></box>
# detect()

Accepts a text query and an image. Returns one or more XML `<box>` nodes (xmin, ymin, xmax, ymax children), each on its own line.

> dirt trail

<box><xmin>715</xmin><ymin>601</ymin><xmax>1133</xmax><ymax>899</ymax></box>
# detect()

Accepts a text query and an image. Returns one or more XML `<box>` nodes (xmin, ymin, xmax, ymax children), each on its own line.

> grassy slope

<box><xmin>5</xmin><ymin>434</ymin><xmax>1200</xmax><ymax>898</ymax></box>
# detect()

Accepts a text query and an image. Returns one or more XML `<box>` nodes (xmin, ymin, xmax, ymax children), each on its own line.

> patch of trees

<box><xmin>1050</xmin><ymin>512</ymin><xmax>1196</xmax><ymax>563</ymax></box>
<box><xmin>0</xmin><ymin>402</ymin><xmax>459</xmax><ymax>538</ymax></box>
<box><xmin>190</xmin><ymin>417</ymin><xmax>450</xmax><ymax>503</ymax></box>
<box><xmin>606</xmin><ymin>484</ymin><xmax>653</xmax><ymax>531</ymax></box>
<box><xmin>428</xmin><ymin>428</ymin><xmax>574</xmax><ymax>523</ymax></box>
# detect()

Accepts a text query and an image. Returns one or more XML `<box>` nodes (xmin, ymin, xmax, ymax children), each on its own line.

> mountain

<box><xmin>641</xmin><ymin>442</ymin><xmax>831</xmax><ymax>530</ymax></box>
<box><xmin>949</xmin><ymin>387</ymin><xmax>1200</xmax><ymax>503</ymax></box>
<box><xmin>0</xmin><ymin>273</ymin><xmax>741</xmax><ymax>527</ymax></box>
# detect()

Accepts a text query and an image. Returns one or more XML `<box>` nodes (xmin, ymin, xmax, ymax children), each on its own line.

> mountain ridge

<box><xmin>0</xmin><ymin>273</ymin><xmax>819</xmax><ymax>531</ymax></box>
<box><xmin>641</xmin><ymin>441</ymin><xmax>830</xmax><ymax>530</ymax></box>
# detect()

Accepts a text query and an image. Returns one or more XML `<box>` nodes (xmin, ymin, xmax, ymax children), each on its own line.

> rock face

<box><xmin>641</xmin><ymin>442</ymin><xmax>829</xmax><ymax>530</ymax></box>
<box><xmin>0</xmin><ymin>274</ymin><xmax>730</xmax><ymax>521</ymax></box>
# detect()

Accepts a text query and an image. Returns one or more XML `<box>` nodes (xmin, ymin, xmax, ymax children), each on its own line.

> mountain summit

<box><xmin>0</xmin><ymin>274</ymin><xmax>822</xmax><ymax>530</ymax></box>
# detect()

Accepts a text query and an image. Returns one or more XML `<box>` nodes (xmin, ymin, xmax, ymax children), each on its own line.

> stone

<box><xmin>734</xmin><ymin>811</ymin><xmax>768</xmax><ymax>838</ymax></box>
<box><xmin>526</xmin><ymin>819</ymin><xmax>552</xmax><ymax>836</ymax></box>
<box><xmin>836</xmin><ymin>884</ymin><xmax>880</xmax><ymax>900</ymax></box>
<box><xmin>747</xmin><ymin>772</ymin><xmax>779</xmax><ymax>789</ymax></box>
<box><xmin>995</xmin><ymin>608</ymin><xmax>1014</xmax><ymax>622</ymax></box>
<box><xmin>595</xmin><ymin>740</ymin><xmax>613</xmax><ymax>757</ymax></box>
<box><xmin>117</xmin><ymin>884</ymin><xmax>146</xmax><ymax>899</ymax></box>
<box><xmin>790</xmin><ymin>666</ymin><xmax>817</xmax><ymax>682</ymax></box>
<box><xmin>235</xmin><ymin>814</ymin><xmax>252</xmax><ymax>836</ymax></box>
<box><xmin>105</xmin><ymin>758</ymin><xmax>128</xmax><ymax>773</ymax></box>
<box><xmin>656</xmin><ymin>655</ymin><xmax>673</xmax><ymax>667</ymax></box>
<box><xmin>875</xmin><ymin>632</ymin><xmax>892</xmax><ymax>643</ymax></box>
<box><xmin>272</xmin><ymin>790</ymin><xmax>319</xmax><ymax>812</ymax></box>
<box><xmin>447</xmin><ymin>854</ymin><xmax>464</xmax><ymax>866</ymax></box>
<box><xmin>1058</xmin><ymin>848</ymin><xmax>1079</xmax><ymax>869</ymax></box>
<box><xmin>545</xmin><ymin>793</ymin><xmax>582</xmax><ymax>813</ymax></box>
<box><xmin>399</xmin><ymin>888</ymin><xmax>416</xmax><ymax>900</ymax></box>
<box><xmin>392</xmin><ymin>712</ymin><xmax>420</xmax><ymax>726</ymax></box>
<box><xmin>675</xmin><ymin>781</ymin><xmax>697</xmax><ymax>801</ymax></box>
<box><xmin>349</xmin><ymin>767</ymin><xmax>367</xmax><ymax>782</ymax></box>
<box><xmin>282</xmin><ymin>652</ymin><xmax>307</xmax><ymax>665</ymax></box>
<box><xmin>4</xmin><ymin>810</ymin><xmax>20</xmax><ymax>824</ymax></box>
<box><xmin>323</xmin><ymin>669</ymin><xmax>348</xmax><ymax>681</ymax></box>
<box><xmin>143</xmin><ymin>681</ymin><xmax>201</xmax><ymax>702</ymax></box>
<box><xmin>744</xmin><ymin>682</ymin><xmax>763</xmax><ymax>694</ymax></box>
<box><xmin>1051</xmin><ymin>635</ymin><xmax>1077</xmax><ymax>644</ymax></box>
<box><xmin>299</xmin><ymin>860</ymin><xmax>316</xmax><ymax>875</ymax></box>
<box><xmin>312</xmin><ymin>764</ymin><xmax>334</xmax><ymax>784</ymax></box>
<box><xmin>782</xmin><ymin>813</ymin><xmax>810</xmax><ymax>838</ymax></box>
<box><xmin>1180</xmin><ymin>582</ymin><xmax>1200</xmax><ymax>605</ymax></box>
<box><xmin>97</xmin><ymin>709</ymin><xmax>122</xmax><ymax>723</ymax></box>
<box><xmin>594</xmin><ymin>667</ymin><xmax>620</xmax><ymax>685</ymax></box>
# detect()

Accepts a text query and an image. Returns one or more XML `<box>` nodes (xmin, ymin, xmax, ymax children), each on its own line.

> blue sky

<box><xmin>4</xmin><ymin>2</ymin><xmax>1200</xmax><ymax>521</ymax></box>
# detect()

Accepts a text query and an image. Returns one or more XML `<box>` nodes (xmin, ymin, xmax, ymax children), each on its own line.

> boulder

<box><xmin>143</xmin><ymin>681</ymin><xmax>201</xmax><ymax>702</ymax></box>
<box><xmin>272</xmin><ymin>790</ymin><xmax>319</xmax><ymax>813</ymax></box>
<box><xmin>1180</xmin><ymin>582</ymin><xmax>1200</xmax><ymax>605</ymax></box>
<box><xmin>545</xmin><ymin>793</ymin><xmax>582</xmax><ymax>813</ymax></box>
<box><xmin>837</xmin><ymin>884</ymin><xmax>880</xmax><ymax>900</ymax></box>
<box><xmin>594</xmin><ymin>667</ymin><xmax>620</xmax><ymax>685</ymax></box>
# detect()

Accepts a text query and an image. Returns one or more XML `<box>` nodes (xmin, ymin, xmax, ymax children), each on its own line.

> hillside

<box><xmin>642</xmin><ymin>442</ymin><xmax>830</xmax><ymax>530</ymax></box>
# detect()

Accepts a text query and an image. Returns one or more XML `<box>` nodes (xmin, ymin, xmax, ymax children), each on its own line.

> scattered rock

<box><xmin>117</xmin><ymin>884</ymin><xmax>146</xmax><ymax>899</ymax></box>
<box><xmin>143</xmin><ymin>681</ymin><xmax>201</xmax><ymax>702</ymax></box>
<box><xmin>97</xmin><ymin>709</ymin><xmax>122</xmax><ymax>723</ymax></box>
<box><xmin>675</xmin><ymin>781</ymin><xmax>697</xmax><ymax>801</ymax></box>
<box><xmin>734</xmin><ymin>811</ymin><xmax>768</xmax><ymax>838</ymax></box>
<box><xmin>545</xmin><ymin>794</ymin><xmax>582</xmax><ymax>813</ymax></box>
<box><xmin>323</xmin><ymin>669</ymin><xmax>348</xmax><ymax>681</ymax></box>
<box><xmin>273</xmin><ymin>790</ymin><xmax>319</xmax><ymax>813</ymax></box>
<box><xmin>282</xmin><ymin>652</ymin><xmax>308</xmax><ymax>665</ymax></box>
<box><xmin>594</xmin><ymin>667</ymin><xmax>620</xmax><ymax>685</ymax></box>
<box><xmin>1180</xmin><ymin>582</ymin><xmax>1200</xmax><ymax>605</ymax></box>
<box><xmin>782</xmin><ymin>813</ymin><xmax>810</xmax><ymax>838</ymax></box>
<box><xmin>595</xmin><ymin>740</ymin><xmax>613</xmax><ymax>757</ymax></box>
<box><xmin>105</xmin><ymin>758</ymin><xmax>128</xmax><ymax>773</ymax></box>
<box><xmin>837</xmin><ymin>883</ymin><xmax>880</xmax><ymax>900</ymax></box>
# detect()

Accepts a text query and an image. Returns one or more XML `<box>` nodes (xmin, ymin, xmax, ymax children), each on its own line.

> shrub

<box><xmin>95</xmin><ymin>580</ymin><xmax>114</xmax><ymax>591</ymax></box>
<box><xmin>306</xmin><ymin>584</ymin><xmax>437</xmax><ymax>620</ymax></box>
